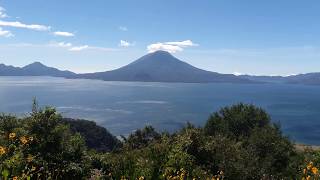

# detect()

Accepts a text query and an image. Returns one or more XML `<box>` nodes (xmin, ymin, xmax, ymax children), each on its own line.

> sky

<box><xmin>1</xmin><ymin>0</ymin><xmax>320</xmax><ymax>75</ymax></box>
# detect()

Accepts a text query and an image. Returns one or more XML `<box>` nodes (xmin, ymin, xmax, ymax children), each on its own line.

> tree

<box><xmin>64</xmin><ymin>118</ymin><xmax>121</xmax><ymax>152</ymax></box>
<box><xmin>204</xmin><ymin>103</ymin><xmax>270</xmax><ymax>138</ymax></box>
<box><xmin>124</xmin><ymin>126</ymin><xmax>161</xmax><ymax>149</ymax></box>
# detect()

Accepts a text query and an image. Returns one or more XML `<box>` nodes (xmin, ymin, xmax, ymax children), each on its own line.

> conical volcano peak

<box><xmin>145</xmin><ymin>50</ymin><xmax>175</xmax><ymax>60</ymax></box>
<box><xmin>79</xmin><ymin>50</ymin><xmax>251</xmax><ymax>83</ymax></box>
<box><xmin>149</xmin><ymin>50</ymin><xmax>172</xmax><ymax>56</ymax></box>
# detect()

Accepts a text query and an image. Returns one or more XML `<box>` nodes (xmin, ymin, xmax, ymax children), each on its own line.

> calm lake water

<box><xmin>0</xmin><ymin>76</ymin><xmax>320</xmax><ymax>145</ymax></box>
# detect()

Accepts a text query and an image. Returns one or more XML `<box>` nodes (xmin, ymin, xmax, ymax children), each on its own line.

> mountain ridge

<box><xmin>1</xmin><ymin>50</ymin><xmax>320</xmax><ymax>85</ymax></box>
<box><xmin>0</xmin><ymin>61</ymin><xmax>76</xmax><ymax>77</ymax></box>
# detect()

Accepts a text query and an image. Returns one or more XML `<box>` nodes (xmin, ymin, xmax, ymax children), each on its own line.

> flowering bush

<box><xmin>0</xmin><ymin>106</ymin><xmax>91</xmax><ymax>179</ymax></box>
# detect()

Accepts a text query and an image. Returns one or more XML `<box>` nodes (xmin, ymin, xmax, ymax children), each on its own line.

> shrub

<box><xmin>0</xmin><ymin>107</ymin><xmax>91</xmax><ymax>179</ymax></box>
<box><xmin>64</xmin><ymin>118</ymin><xmax>120</xmax><ymax>152</ymax></box>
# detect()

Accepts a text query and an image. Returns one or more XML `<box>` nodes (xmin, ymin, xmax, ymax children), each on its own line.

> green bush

<box><xmin>204</xmin><ymin>103</ymin><xmax>270</xmax><ymax>138</ymax></box>
<box><xmin>64</xmin><ymin>118</ymin><xmax>121</xmax><ymax>152</ymax></box>
<box><xmin>0</xmin><ymin>107</ymin><xmax>91</xmax><ymax>180</ymax></box>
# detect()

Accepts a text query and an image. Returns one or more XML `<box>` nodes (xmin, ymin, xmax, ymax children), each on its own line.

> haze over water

<box><xmin>1</xmin><ymin>76</ymin><xmax>320</xmax><ymax>145</ymax></box>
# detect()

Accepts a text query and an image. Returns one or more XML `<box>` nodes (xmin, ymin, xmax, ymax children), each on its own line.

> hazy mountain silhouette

<box><xmin>285</xmin><ymin>73</ymin><xmax>320</xmax><ymax>85</ymax></box>
<box><xmin>78</xmin><ymin>51</ymin><xmax>252</xmax><ymax>83</ymax></box>
<box><xmin>0</xmin><ymin>62</ymin><xmax>76</xmax><ymax>77</ymax></box>
<box><xmin>239</xmin><ymin>75</ymin><xmax>288</xmax><ymax>83</ymax></box>
<box><xmin>241</xmin><ymin>73</ymin><xmax>320</xmax><ymax>85</ymax></box>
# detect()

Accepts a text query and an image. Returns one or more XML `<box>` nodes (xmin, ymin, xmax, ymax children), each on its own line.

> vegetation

<box><xmin>0</xmin><ymin>102</ymin><xmax>320</xmax><ymax>179</ymax></box>
<box><xmin>63</xmin><ymin>118</ymin><xmax>120</xmax><ymax>152</ymax></box>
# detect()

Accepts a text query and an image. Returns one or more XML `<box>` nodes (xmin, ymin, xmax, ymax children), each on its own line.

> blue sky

<box><xmin>0</xmin><ymin>0</ymin><xmax>320</xmax><ymax>75</ymax></box>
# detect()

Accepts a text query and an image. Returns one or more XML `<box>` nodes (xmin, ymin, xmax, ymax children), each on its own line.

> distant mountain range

<box><xmin>0</xmin><ymin>62</ymin><xmax>75</xmax><ymax>77</ymax></box>
<box><xmin>1</xmin><ymin>50</ymin><xmax>320</xmax><ymax>85</ymax></box>
<box><xmin>240</xmin><ymin>74</ymin><xmax>320</xmax><ymax>85</ymax></box>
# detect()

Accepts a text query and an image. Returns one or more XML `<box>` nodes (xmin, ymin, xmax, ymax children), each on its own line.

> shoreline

<box><xmin>295</xmin><ymin>143</ymin><xmax>320</xmax><ymax>151</ymax></box>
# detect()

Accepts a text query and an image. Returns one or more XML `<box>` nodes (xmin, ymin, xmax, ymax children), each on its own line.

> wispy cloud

<box><xmin>147</xmin><ymin>40</ymin><xmax>198</xmax><ymax>53</ymax></box>
<box><xmin>87</xmin><ymin>46</ymin><xmax>118</xmax><ymax>52</ymax></box>
<box><xmin>0</xmin><ymin>20</ymin><xmax>50</xmax><ymax>31</ymax></box>
<box><xmin>119</xmin><ymin>40</ymin><xmax>134</xmax><ymax>47</ymax></box>
<box><xmin>233</xmin><ymin>72</ymin><xmax>243</xmax><ymax>76</ymax></box>
<box><xmin>0</xmin><ymin>27</ymin><xmax>13</xmax><ymax>37</ymax></box>
<box><xmin>165</xmin><ymin>40</ymin><xmax>198</xmax><ymax>47</ymax></box>
<box><xmin>54</xmin><ymin>42</ymin><xmax>73</xmax><ymax>48</ymax></box>
<box><xmin>69</xmin><ymin>45</ymin><xmax>118</xmax><ymax>52</ymax></box>
<box><xmin>118</xmin><ymin>26</ymin><xmax>128</xmax><ymax>31</ymax></box>
<box><xmin>5</xmin><ymin>42</ymin><xmax>118</xmax><ymax>52</ymax></box>
<box><xmin>0</xmin><ymin>6</ymin><xmax>8</xmax><ymax>18</ymax></box>
<box><xmin>69</xmin><ymin>45</ymin><xmax>89</xmax><ymax>51</ymax></box>
<box><xmin>53</xmin><ymin>31</ymin><xmax>75</xmax><ymax>37</ymax></box>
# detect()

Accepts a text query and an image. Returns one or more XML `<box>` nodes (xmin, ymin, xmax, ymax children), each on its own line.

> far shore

<box><xmin>295</xmin><ymin>143</ymin><xmax>320</xmax><ymax>151</ymax></box>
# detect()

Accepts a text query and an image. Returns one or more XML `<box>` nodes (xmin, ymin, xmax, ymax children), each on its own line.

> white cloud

<box><xmin>47</xmin><ymin>41</ymin><xmax>117</xmax><ymax>52</ymax></box>
<box><xmin>0</xmin><ymin>6</ymin><xmax>8</xmax><ymax>18</ymax></box>
<box><xmin>59</xmin><ymin>42</ymin><xmax>72</xmax><ymax>47</ymax></box>
<box><xmin>69</xmin><ymin>45</ymin><xmax>89</xmax><ymax>51</ymax></box>
<box><xmin>147</xmin><ymin>43</ymin><xmax>183</xmax><ymax>53</ymax></box>
<box><xmin>0</xmin><ymin>27</ymin><xmax>13</xmax><ymax>37</ymax></box>
<box><xmin>0</xmin><ymin>20</ymin><xmax>50</xmax><ymax>31</ymax></box>
<box><xmin>69</xmin><ymin>45</ymin><xmax>118</xmax><ymax>52</ymax></box>
<box><xmin>233</xmin><ymin>72</ymin><xmax>243</xmax><ymax>76</ymax></box>
<box><xmin>147</xmin><ymin>40</ymin><xmax>198</xmax><ymax>53</ymax></box>
<box><xmin>87</xmin><ymin>46</ymin><xmax>118</xmax><ymax>52</ymax></box>
<box><xmin>119</xmin><ymin>26</ymin><xmax>128</xmax><ymax>31</ymax></box>
<box><xmin>57</xmin><ymin>42</ymin><xmax>72</xmax><ymax>47</ymax></box>
<box><xmin>47</xmin><ymin>42</ymin><xmax>73</xmax><ymax>48</ymax></box>
<box><xmin>165</xmin><ymin>40</ymin><xmax>198</xmax><ymax>47</ymax></box>
<box><xmin>53</xmin><ymin>31</ymin><xmax>75</xmax><ymax>37</ymax></box>
<box><xmin>119</xmin><ymin>40</ymin><xmax>134</xmax><ymax>47</ymax></box>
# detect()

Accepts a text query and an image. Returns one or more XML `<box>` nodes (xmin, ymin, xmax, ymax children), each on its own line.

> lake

<box><xmin>0</xmin><ymin>76</ymin><xmax>320</xmax><ymax>145</ymax></box>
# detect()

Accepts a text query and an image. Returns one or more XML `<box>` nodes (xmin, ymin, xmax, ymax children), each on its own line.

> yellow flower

<box><xmin>29</xmin><ymin>136</ymin><xmax>34</xmax><ymax>142</ymax></box>
<box><xmin>9</xmin><ymin>132</ymin><xmax>16</xmax><ymax>139</ymax></box>
<box><xmin>0</xmin><ymin>146</ymin><xmax>6</xmax><ymax>155</ymax></box>
<box><xmin>306</xmin><ymin>175</ymin><xmax>311</xmax><ymax>180</ymax></box>
<box><xmin>12</xmin><ymin>176</ymin><xmax>18</xmax><ymax>180</ymax></box>
<box><xmin>26</xmin><ymin>154</ymin><xmax>33</xmax><ymax>162</ymax></box>
<box><xmin>31</xmin><ymin>166</ymin><xmax>36</xmax><ymax>171</ymax></box>
<box><xmin>138</xmin><ymin>176</ymin><xmax>145</xmax><ymax>180</ymax></box>
<box><xmin>312</xmin><ymin>167</ymin><xmax>319</xmax><ymax>174</ymax></box>
<box><xmin>303</xmin><ymin>168</ymin><xmax>307</xmax><ymax>174</ymax></box>
<box><xmin>20</xmin><ymin>136</ymin><xmax>28</xmax><ymax>145</ymax></box>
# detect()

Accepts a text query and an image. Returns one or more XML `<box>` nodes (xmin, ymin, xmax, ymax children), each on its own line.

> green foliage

<box><xmin>64</xmin><ymin>118</ymin><xmax>120</xmax><ymax>152</ymax></box>
<box><xmin>0</xmin><ymin>107</ymin><xmax>91</xmax><ymax>179</ymax></box>
<box><xmin>123</xmin><ymin>125</ymin><xmax>161</xmax><ymax>150</ymax></box>
<box><xmin>204</xmin><ymin>103</ymin><xmax>270</xmax><ymax>138</ymax></box>
<box><xmin>93</xmin><ymin>104</ymin><xmax>303</xmax><ymax>179</ymax></box>
<box><xmin>0</xmin><ymin>102</ymin><xmax>313</xmax><ymax>179</ymax></box>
